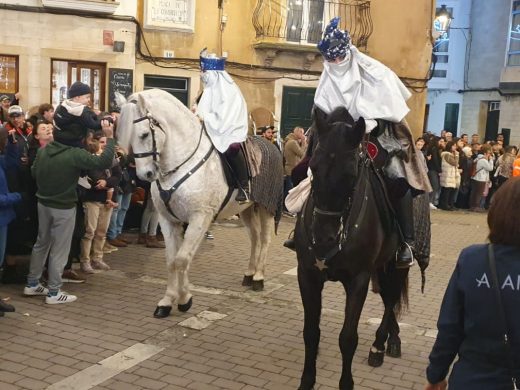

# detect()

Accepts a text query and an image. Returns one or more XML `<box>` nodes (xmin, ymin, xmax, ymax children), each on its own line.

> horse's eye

<box><xmin>140</xmin><ymin>132</ymin><xmax>149</xmax><ymax>140</ymax></box>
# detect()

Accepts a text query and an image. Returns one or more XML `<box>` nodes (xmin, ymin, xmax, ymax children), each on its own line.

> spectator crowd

<box><xmin>0</xmin><ymin>87</ymin><xmax>165</xmax><ymax>314</ymax></box>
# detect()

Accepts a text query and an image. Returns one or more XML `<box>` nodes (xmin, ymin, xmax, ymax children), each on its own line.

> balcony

<box><xmin>252</xmin><ymin>0</ymin><xmax>373</xmax><ymax>67</ymax></box>
<box><xmin>42</xmin><ymin>0</ymin><xmax>120</xmax><ymax>15</ymax></box>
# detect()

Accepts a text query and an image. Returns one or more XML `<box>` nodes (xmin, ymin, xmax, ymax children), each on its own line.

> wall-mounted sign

<box><xmin>144</xmin><ymin>0</ymin><xmax>196</xmax><ymax>32</ymax></box>
<box><xmin>108</xmin><ymin>68</ymin><xmax>133</xmax><ymax>113</ymax></box>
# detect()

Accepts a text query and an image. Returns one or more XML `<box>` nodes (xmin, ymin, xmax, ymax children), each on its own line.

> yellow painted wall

<box><xmin>0</xmin><ymin>9</ymin><xmax>136</xmax><ymax>111</ymax></box>
<box><xmin>136</xmin><ymin>0</ymin><xmax>433</xmax><ymax>136</ymax></box>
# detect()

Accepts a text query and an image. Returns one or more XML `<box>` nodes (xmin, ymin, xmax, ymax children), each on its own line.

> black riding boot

<box><xmin>283</xmin><ymin>231</ymin><xmax>296</xmax><ymax>251</ymax></box>
<box><xmin>228</xmin><ymin>151</ymin><xmax>249</xmax><ymax>203</ymax></box>
<box><xmin>395</xmin><ymin>189</ymin><xmax>415</xmax><ymax>269</ymax></box>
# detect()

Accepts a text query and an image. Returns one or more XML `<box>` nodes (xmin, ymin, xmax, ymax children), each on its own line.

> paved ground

<box><xmin>0</xmin><ymin>210</ymin><xmax>489</xmax><ymax>390</ymax></box>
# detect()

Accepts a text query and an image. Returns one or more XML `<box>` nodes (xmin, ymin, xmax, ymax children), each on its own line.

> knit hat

<box><xmin>0</xmin><ymin>95</ymin><xmax>9</xmax><ymax>102</ymax></box>
<box><xmin>68</xmin><ymin>81</ymin><xmax>92</xmax><ymax>99</ymax></box>
<box><xmin>317</xmin><ymin>17</ymin><xmax>351</xmax><ymax>61</ymax></box>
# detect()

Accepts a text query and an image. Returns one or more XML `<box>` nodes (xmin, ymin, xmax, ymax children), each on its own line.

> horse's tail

<box><xmin>393</xmin><ymin>269</ymin><xmax>409</xmax><ymax>319</ymax></box>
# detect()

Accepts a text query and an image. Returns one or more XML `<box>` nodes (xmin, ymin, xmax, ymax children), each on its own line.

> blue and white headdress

<box><xmin>200</xmin><ymin>48</ymin><xmax>226</xmax><ymax>71</ymax></box>
<box><xmin>317</xmin><ymin>17</ymin><xmax>351</xmax><ymax>61</ymax></box>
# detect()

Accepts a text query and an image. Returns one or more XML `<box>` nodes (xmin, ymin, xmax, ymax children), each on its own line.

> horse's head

<box><xmin>308</xmin><ymin>106</ymin><xmax>366</xmax><ymax>256</ymax></box>
<box><xmin>116</xmin><ymin>89</ymin><xmax>199</xmax><ymax>182</ymax></box>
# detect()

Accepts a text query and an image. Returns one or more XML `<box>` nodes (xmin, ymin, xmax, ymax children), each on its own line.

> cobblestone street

<box><xmin>0</xmin><ymin>210</ymin><xmax>489</xmax><ymax>390</ymax></box>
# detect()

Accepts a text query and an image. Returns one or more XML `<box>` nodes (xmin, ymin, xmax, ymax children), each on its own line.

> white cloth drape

<box><xmin>196</xmin><ymin>71</ymin><xmax>248</xmax><ymax>153</ymax></box>
<box><xmin>314</xmin><ymin>46</ymin><xmax>412</xmax><ymax>128</ymax></box>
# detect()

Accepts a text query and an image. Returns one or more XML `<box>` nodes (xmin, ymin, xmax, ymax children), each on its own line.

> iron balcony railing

<box><xmin>252</xmin><ymin>0</ymin><xmax>373</xmax><ymax>49</ymax></box>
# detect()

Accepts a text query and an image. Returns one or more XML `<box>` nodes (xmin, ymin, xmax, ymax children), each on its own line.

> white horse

<box><xmin>116</xmin><ymin>89</ymin><xmax>283</xmax><ymax>318</ymax></box>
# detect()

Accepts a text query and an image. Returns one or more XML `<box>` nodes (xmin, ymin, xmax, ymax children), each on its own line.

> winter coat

<box><xmin>283</xmin><ymin>133</ymin><xmax>306</xmax><ymax>176</ymax></box>
<box><xmin>0</xmin><ymin>140</ymin><xmax>21</xmax><ymax>227</ymax></box>
<box><xmin>439</xmin><ymin>151</ymin><xmax>459</xmax><ymax>188</ymax></box>
<box><xmin>31</xmin><ymin>139</ymin><xmax>115</xmax><ymax>209</ymax></box>
<box><xmin>427</xmin><ymin>244</ymin><xmax>520</xmax><ymax>389</ymax></box>
<box><xmin>53</xmin><ymin>99</ymin><xmax>102</xmax><ymax>143</ymax></box>
<box><xmin>495</xmin><ymin>153</ymin><xmax>515</xmax><ymax>179</ymax></box>
<box><xmin>472</xmin><ymin>154</ymin><xmax>494</xmax><ymax>183</ymax></box>
<box><xmin>83</xmin><ymin>158</ymin><xmax>122</xmax><ymax>204</ymax></box>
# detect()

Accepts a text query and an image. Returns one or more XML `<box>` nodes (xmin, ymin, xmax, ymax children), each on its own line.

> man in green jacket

<box><xmin>24</xmin><ymin>118</ymin><xmax>115</xmax><ymax>304</ymax></box>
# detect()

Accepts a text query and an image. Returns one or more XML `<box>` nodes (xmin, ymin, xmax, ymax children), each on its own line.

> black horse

<box><xmin>295</xmin><ymin>107</ymin><xmax>410</xmax><ymax>390</ymax></box>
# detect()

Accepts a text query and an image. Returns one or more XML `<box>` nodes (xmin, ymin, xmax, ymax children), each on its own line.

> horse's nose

<box><xmin>146</xmin><ymin>170</ymin><xmax>154</xmax><ymax>179</ymax></box>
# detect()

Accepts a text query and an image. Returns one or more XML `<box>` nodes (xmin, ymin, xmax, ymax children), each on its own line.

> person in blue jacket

<box><xmin>426</xmin><ymin>177</ymin><xmax>520</xmax><ymax>389</ymax></box>
<box><xmin>0</xmin><ymin>126</ymin><xmax>22</xmax><ymax>315</ymax></box>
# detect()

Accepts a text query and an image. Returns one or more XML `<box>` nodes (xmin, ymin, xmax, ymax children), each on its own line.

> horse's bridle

<box><xmin>132</xmin><ymin>108</ymin><xmax>207</xmax><ymax>178</ymax></box>
<box><xmin>307</xmin><ymin>144</ymin><xmax>369</xmax><ymax>263</ymax></box>
<box><xmin>130</xmin><ymin>103</ymin><xmax>214</xmax><ymax>221</ymax></box>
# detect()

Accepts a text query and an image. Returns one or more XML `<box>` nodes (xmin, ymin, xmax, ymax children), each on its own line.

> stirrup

<box><xmin>235</xmin><ymin>188</ymin><xmax>249</xmax><ymax>204</ymax></box>
<box><xmin>395</xmin><ymin>241</ymin><xmax>415</xmax><ymax>269</ymax></box>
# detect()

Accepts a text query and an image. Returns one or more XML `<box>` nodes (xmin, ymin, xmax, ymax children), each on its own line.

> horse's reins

<box><xmin>131</xmin><ymin>107</ymin><xmax>214</xmax><ymax>221</ymax></box>
<box><xmin>305</xmin><ymin>145</ymin><xmax>370</xmax><ymax>264</ymax></box>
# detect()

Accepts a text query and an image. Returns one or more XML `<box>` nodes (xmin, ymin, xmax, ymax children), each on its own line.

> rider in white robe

<box><xmin>196</xmin><ymin>50</ymin><xmax>250</xmax><ymax>202</ymax></box>
<box><xmin>285</xmin><ymin>18</ymin><xmax>428</xmax><ymax>268</ymax></box>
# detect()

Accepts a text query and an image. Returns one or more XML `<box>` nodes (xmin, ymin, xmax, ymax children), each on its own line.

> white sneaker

<box><xmin>429</xmin><ymin>203</ymin><xmax>438</xmax><ymax>210</ymax></box>
<box><xmin>45</xmin><ymin>291</ymin><xmax>77</xmax><ymax>305</ymax></box>
<box><xmin>24</xmin><ymin>284</ymin><xmax>49</xmax><ymax>296</ymax></box>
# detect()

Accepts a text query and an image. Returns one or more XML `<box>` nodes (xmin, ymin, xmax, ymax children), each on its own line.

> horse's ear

<box><xmin>137</xmin><ymin>93</ymin><xmax>151</xmax><ymax>115</ymax></box>
<box><xmin>114</xmin><ymin>92</ymin><xmax>127</xmax><ymax>108</ymax></box>
<box><xmin>352</xmin><ymin>117</ymin><xmax>366</xmax><ymax>143</ymax></box>
<box><xmin>312</xmin><ymin>106</ymin><xmax>329</xmax><ymax>134</ymax></box>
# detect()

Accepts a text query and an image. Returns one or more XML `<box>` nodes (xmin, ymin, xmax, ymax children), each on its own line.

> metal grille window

<box><xmin>253</xmin><ymin>0</ymin><xmax>373</xmax><ymax>49</ymax></box>
<box><xmin>508</xmin><ymin>0</ymin><xmax>520</xmax><ymax>65</ymax></box>
<box><xmin>144</xmin><ymin>75</ymin><xmax>189</xmax><ymax>107</ymax></box>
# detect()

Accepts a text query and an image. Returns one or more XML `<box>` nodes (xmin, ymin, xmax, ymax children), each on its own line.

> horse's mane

<box><xmin>117</xmin><ymin>89</ymin><xmax>200</xmax><ymax>150</ymax></box>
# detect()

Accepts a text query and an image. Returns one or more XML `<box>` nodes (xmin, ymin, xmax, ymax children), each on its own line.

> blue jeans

<box><xmin>283</xmin><ymin>176</ymin><xmax>294</xmax><ymax>211</ymax></box>
<box><xmin>107</xmin><ymin>192</ymin><xmax>132</xmax><ymax>240</ymax></box>
<box><xmin>0</xmin><ymin>225</ymin><xmax>7</xmax><ymax>268</ymax></box>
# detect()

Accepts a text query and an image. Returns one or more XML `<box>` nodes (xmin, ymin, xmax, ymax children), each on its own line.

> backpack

<box><xmin>470</xmin><ymin>158</ymin><xmax>481</xmax><ymax>178</ymax></box>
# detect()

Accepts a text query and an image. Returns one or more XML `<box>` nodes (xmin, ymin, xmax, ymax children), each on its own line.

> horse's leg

<box><xmin>297</xmin><ymin>268</ymin><xmax>324</xmax><ymax>390</ymax></box>
<box><xmin>368</xmin><ymin>284</ymin><xmax>392</xmax><ymax>367</ymax></box>
<box><xmin>175</xmin><ymin>212</ymin><xmax>213</xmax><ymax>311</ymax></box>
<box><xmin>250</xmin><ymin>206</ymin><xmax>274</xmax><ymax>291</ymax></box>
<box><xmin>239</xmin><ymin>206</ymin><xmax>261</xmax><ymax>288</ymax></box>
<box><xmin>154</xmin><ymin>219</ymin><xmax>184</xmax><ymax>318</ymax></box>
<box><xmin>339</xmin><ymin>272</ymin><xmax>371</xmax><ymax>390</ymax></box>
<box><xmin>386</xmin><ymin>310</ymin><xmax>402</xmax><ymax>358</ymax></box>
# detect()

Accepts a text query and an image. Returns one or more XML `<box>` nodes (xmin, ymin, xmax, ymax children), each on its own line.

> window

<box><xmin>432</xmin><ymin>5</ymin><xmax>452</xmax><ymax>77</ymax></box>
<box><xmin>144</xmin><ymin>75</ymin><xmax>189</xmax><ymax>107</ymax></box>
<box><xmin>286</xmin><ymin>0</ymin><xmax>325</xmax><ymax>44</ymax></box>
<box><xmin>432</xmin><ymin>69</ymin><xmax>447</xmax><ymax>78</ymax></box>
<box><xmin>0</xmin><ymin>55</ymin><xmax>19</xmax><ymax>99</ymax></box>
<box><xmin>489</xmin><ymin>101</ymin><xmax>500</xmax><ymax>111</ymax></box>
<box><xmin>51</xmin><ymin>60</ymin><xmax>106</xmax><ymax>110</ymax></box>
<box><xmin>508</xmin><ymin>0</ymin><xmax>520</xmax><ymax>65</ymax></box>
<box><xmin>443</xmin><ymin>103</ymin><xmax>459</xmax><ymax>134</ymax></box>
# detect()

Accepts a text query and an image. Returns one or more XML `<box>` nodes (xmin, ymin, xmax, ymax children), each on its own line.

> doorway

<box><xmin>52</xmin><ymin>60</ymin><xmax>106</xmax><ymax>111</ymax></box>
<box><xmin>484</xmin><ymin>101</ymin><xmax>500</xmax><ymax>142</ymax></box>
<box><xmin>280</xmin><ymin>86</ymin><xmax>315</xmax><ymax>138</ymax></box>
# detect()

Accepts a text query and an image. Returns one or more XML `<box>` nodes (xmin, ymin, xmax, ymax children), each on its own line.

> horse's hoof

<box><xmin>298</xmin><ymin>379</ymin><xmax>315</xmax><ymax>390</ymax></box>
<box><xmin>153</xmin><ymin>305</ymin><xmax>172</xmax><ymax>318</ymax></box>
<box><xmin>178</xmin><ymin>297</ymin><xmax>193</xmax><ymax>312</ymax></box>
<box><xmin>386</xmin><ymin>341</ymin><xmax>401</xmax><ymax>358</ymax></box>
<box><xmin>368</xmin><ymin>350</ymin><xmax>385</xmax><ymax>367</ymax></box>
<box><xmin>242</xmin><ymin>275</ymin><xmax>253</xmax><ymax>286</ymax></box>
<box><xmin>251</xmin><ymin>280</ymin><xmax>264</xmax><ymax>291</ymax></box>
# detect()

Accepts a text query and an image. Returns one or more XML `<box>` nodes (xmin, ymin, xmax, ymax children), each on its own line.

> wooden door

<box><xmin>280</xmin><ymin>86</ymin><xmax>316</xmax><ymax>138</ymax></box>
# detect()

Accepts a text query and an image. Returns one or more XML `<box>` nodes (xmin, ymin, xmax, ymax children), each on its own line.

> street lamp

<box><xmin>434</xmin><ymin>4</ymin><xmax>453</xmax><ymax>35</ymax></box>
